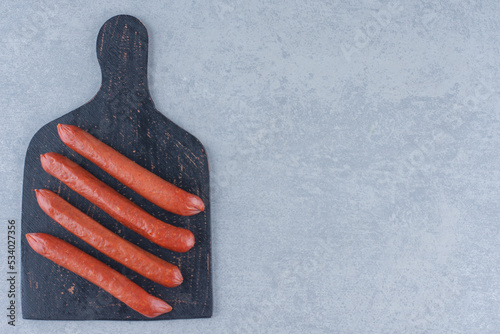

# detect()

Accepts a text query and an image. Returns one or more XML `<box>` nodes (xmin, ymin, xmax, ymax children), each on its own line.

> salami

<box><xmin>57</xmin><ymin>124</ymin><xmax>205</xmax><ymax>216</ymax></box>
<box><xmin>40</xmin><ymin>152</ymin><xmax>194</xmax><ymax>252</ymax></box>
<box><xmin>35</xmin><ymin>189</ymin><xmax>183</xmax><ymax>288</ymax></box>
<box><xmin>26</xmin><ymin>233</ymin><xmax>172</xmax><ymax>318</ymax></box>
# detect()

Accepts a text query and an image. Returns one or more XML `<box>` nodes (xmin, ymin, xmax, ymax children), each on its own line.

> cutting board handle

<box><xmin>96</xmin><ymin>15</ymin><xmax>151</xmax><ymax>101</ymax></box>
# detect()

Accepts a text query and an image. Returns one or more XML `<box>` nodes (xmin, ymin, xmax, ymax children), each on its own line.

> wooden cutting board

<box><xmin>21</xmin><ymin>15</ymin><xmax>212</xmax><ymax>320</ymax></box>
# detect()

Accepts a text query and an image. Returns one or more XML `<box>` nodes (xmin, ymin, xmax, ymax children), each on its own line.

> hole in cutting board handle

<box><xmin>96</xmin><ymin>15</ymin><xmax>150</xmax><ymax>96</ymax></box>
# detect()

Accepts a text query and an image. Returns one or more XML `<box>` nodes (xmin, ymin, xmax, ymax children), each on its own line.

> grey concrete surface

<box><xmin>1</xmin><ymin>0</ymin><xmax>499</xmax><ymax>333</ymax></box>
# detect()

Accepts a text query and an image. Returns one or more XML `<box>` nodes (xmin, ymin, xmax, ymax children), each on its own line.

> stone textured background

<box><xmin>1</xmin><ymin>0</ymin><xmax>499</xmax><ymax>333</ymax></box>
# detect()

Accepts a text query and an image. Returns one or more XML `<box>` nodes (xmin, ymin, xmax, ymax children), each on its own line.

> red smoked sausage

<box><xmin>57</xmin><ymin>124</ymin><xmax>205</xmax><ymax>216</ymax></box>
<box><xmin>35</xmin><ymin>189</ymin><xmax>183</xmax><ymax>288</ymax></box>
<box><xmin>26</xmin><ymin>233</ymin><xmax>172</xmax><ymax>318</ymax></box>
<box><xmin>40</xmin><ymin>152</ymin><xmax>195</xmax><ymax>252</ymax></box>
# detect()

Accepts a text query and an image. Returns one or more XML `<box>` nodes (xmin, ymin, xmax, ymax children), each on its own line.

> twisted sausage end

<box><xmin>145</xmin><ymin>298</ymin><xmax>173</xmax><ymax>317</ymax></box>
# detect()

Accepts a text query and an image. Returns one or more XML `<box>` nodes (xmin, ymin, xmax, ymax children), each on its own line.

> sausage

<box><xmin>25</xmin><ymin>233</ymin><xmax>172</xmax><ymax>318</ymax></box>
<box><xmin>40</xmin><ymin>152</ymin><xmax>195</xmax><ymax>252</ymax></box>
<box><xmin>57</xmin><ymin>124</ymin><xmax>205</xmax><ymax>216</ymax></box>
<box><xmin>35</xmin><ymin>189</ymin><xmax>183</xmax><ymax>288</ymax></box>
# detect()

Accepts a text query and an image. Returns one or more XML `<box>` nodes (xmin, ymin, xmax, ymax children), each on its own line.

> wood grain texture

<box><xmin>21</xmin><ymin>15</ymin><xmax>212</xmax><ymax>320</ymax></box>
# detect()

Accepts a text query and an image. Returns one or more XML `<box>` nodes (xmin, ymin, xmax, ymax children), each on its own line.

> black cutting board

<box><xmin>21</xmin><ymin>15</ymin><xmax>212</xmax><ymax>320</ymax></box>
